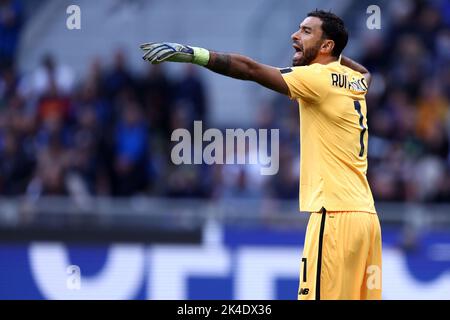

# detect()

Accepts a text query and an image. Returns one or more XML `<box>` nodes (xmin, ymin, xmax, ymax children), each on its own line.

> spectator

<box><xmin>0</xmin><ymin>0</ymin><xmax>23</xmax><ymax>70</ymax></box>
<box><xmin>174</xmin><ymin>65</ymin><xmax>207</xmax><ymax>123</ymax></box>
<box><xmin>138</xmin><ymin>63</ymin><xmax>173</xmax><ymax>138</ymax></box>
<box><xmin>20</xmin><ymin>54</ymin><xmax>75</xmax><ymax>98</ymax></box>
<box><xmin>112</xmin><ymin>99</ymin><xmax>148</xmax><ymax>195</ymax></box>
<box><xmin>0</xmin><ymin>129</ymin><xmax>34</xmax><ymax>194</ymax></box>
<box><xmin>27</xmin><ymin>132</ymin><xmax>71</xmax><ymax>197</ymax></box>
<box><xmin>104</xmin><ymin>49</ymin><xmax>135</xmax><ymax>102</ymax></box>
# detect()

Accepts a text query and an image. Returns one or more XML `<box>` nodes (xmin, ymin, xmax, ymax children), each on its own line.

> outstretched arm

<box><xmin>340</xmin><ymin>55</ymin><xmax>372</xmax><ymax>88</ymax></box>
<box><xmin>206</xmin><ymin>52</ymin><xmax>289</xmax><ymax>95</ymax></box>
<box><xmin>140</xmin><ymin>42</ymin><xmax>289</xmax><ymax>96</ymax></box>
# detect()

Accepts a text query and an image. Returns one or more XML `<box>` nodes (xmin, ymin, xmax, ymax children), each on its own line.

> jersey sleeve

<box><xmin>280</xmin><ymin>65</ymin><xmax>328</xmax><ymax>103</ymax></box>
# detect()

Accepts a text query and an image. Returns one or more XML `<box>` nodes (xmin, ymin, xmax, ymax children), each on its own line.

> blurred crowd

<box><xmin>361</xmin><ymin>0</ymin><xmax>450</xmax><ymax>203</ymax></box>
<box><xmin>0</xmin><ymin>0</ymin><xmax>449</xmax><ymax>204</ymax></box>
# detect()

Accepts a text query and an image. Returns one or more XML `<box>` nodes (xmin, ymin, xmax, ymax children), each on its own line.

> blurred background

<box><xmin>0</xmin><ymin>0</ymin><xmax>450</xmax><ymax>299</ymax></box>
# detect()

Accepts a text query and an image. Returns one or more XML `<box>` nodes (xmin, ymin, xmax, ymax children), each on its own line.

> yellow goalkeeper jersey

<box><xmin>280</xmin><ymin>61</ymin><xmax>376</xmax><ymax>213</ymax></box>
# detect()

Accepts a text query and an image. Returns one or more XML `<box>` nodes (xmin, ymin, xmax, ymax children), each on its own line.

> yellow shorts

<box><xmin>298</xmin><ymin>209</ymin><xmax>382</xmax><ymax>300</ymax></box>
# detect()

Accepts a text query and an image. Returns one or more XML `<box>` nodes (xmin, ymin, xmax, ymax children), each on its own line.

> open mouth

<box><xmin>293</xmin><ymin>44</ymin><xmax>303</xmax><ymax>53</ymax></box>
<box><xmin>293</xmin><ymin>44</ymin><xmax>303</xmax><ymax>59</ymax></box>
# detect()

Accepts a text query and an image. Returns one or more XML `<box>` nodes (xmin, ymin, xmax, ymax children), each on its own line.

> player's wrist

<box><xmin>192</xmin><ymin>47</ymin><xmax>210</xmax><ymax>66</ymax></box>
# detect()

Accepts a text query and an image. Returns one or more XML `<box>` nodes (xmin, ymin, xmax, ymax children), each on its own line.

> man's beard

<box><xmin>292</xmin><ymin>41</ymin><xmax>322</xmax><ymax>66</ymax></box>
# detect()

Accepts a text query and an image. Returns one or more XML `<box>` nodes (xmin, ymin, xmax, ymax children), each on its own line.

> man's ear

<box><xmin>321</xmin><ymin>40</ymin><xmax>335</xmax><ymax>55</ymax></box>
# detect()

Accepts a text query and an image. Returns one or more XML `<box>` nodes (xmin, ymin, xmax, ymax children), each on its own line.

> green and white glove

<box><xmin>140</xmin><ymin>42</ymin><xmax>210</xmax><ymax>66</ymax></box>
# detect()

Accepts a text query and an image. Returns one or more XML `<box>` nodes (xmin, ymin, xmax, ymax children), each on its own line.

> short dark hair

<box><xmin>307</xmin><ymin>9</ymin><xmax>348</xmax><ymax>57</ymax></box>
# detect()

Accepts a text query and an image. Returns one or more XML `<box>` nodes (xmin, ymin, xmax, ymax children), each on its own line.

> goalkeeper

<box><xmin>141</xmin><ymin>10</ymin><xmax>382</xmax><ymax>300</ymax></box>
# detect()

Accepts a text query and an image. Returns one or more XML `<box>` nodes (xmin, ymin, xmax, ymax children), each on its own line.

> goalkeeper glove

<box><xmin>140</xmin><ymin>42</ymin><xmax>210</xmax><ymax>66</ymax></box>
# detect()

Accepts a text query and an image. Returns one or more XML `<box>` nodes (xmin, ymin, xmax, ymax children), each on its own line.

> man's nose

<box><xmin>291</xmin><ymin>30</ymin><xmax>300</xmax><ymax>41</ymax></box>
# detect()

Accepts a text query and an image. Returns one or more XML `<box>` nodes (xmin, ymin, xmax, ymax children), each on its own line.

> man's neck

<box><xmin>310</xmin><ymin>55</ymin><xmax>339</xmax><ymax>66</ymax></box>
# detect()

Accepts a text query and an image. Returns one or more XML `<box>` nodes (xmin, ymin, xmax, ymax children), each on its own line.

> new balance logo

<box><xmin>298</xmin><ymin>288</ymin><xmax>309</xmax><ymax>295</ymax></box>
